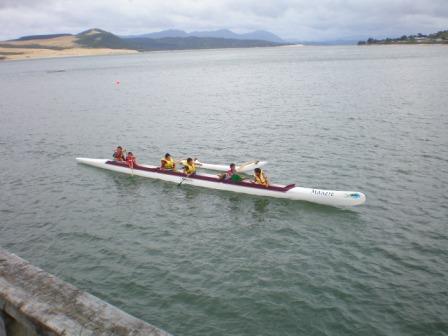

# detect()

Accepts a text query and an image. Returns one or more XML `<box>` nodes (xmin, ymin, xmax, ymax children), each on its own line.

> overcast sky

<box><xmin>1</xmin><ymin>0</ymin><xmax>447</xmax><ymax>41</ymax></box>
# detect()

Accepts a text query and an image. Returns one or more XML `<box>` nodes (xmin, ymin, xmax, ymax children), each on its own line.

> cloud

<box><xmin>0</xmin><ymin>0</ymin><xmax>447</xmax><ymax>41</ymax></box>
<box><xmin>0</xmin><ymin>0</ymin><xmax>54</xmax><ymax>9</ymax></box>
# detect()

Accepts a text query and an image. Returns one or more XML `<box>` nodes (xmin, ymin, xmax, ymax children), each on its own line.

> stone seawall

<box><xmin>0</xmin><ymin>247</ymin><xmax>171</xmax><ymax>336</ymax></box>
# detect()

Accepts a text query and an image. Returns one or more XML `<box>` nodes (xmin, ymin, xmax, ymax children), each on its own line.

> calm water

<box><xmin>0</xmin><ymin>46</ymin><xmax>447</xmax><ymax>336</ymax></box>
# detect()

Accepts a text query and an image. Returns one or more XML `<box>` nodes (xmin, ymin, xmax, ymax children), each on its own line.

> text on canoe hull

<box><xmin>312</xmin><ymin>189</ymin><xmax>335</xmax><ymax>197</ymax></box>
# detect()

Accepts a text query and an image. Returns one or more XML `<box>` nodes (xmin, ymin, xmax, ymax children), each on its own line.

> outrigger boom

<box><xmin>76</xmin><ymin>158</ymin><xmax>366</xmax><ymax>207</ymax></box>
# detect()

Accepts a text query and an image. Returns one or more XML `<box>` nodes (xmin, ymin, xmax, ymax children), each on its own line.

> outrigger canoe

<box><xmin>76</xmin><ymin>158</ymin><xmax>366</xmax><ymax>207</ymax></box>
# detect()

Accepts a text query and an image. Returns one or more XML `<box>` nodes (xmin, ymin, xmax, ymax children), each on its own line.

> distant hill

<box><xmin>1</xmin><ymin>28</ymin><xmax>288</xmax><ymax>60</ymax></box>
<box><xmin>124</xmin><ymin>29</ymin><xmax>285</xmax><ymax>43</ymax></box>
<box><xmin>12</xmin><ymin>34</ymin><xmax>72</xmax><ymax>41</ymax></box>
<box><xmin>126</xmin><ymin>29</ymin><xmax>189</xmax><ymax>39</ymax></box>
<box><xmin>0</xmin><ymin>29</ymin><xmax>132</xmax><ymax>50</ymax></box>
<box><xmin>126</xmin><ymin>36</ymin><xmax>282</xmax><ymax>51</ymax></box>
<box><xmin>358</xmin><ymin>30</ymin><xmax>448</xmax><ymax>45</ymax></box>
<box><xmin>76</xmin><ymin>28</ymin><xmax>131</xmax><ymax>49</ymax></box>
<box><xmin>236</xmin><ymin>30</ymin><xmax>285</xmax><ymax>43</ymax></box>
<box><xmin>1</xmin><ymin>28</ymin><xmax>285</xmax><ymax>52</ymax></box>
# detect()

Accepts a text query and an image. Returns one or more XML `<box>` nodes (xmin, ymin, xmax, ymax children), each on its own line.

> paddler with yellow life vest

<box><xmin>183</xmin><ymin>157</ymin><xmax>197</xmax><ymax>176</ymax></box>
<box><xmin>161</xmin><ymin>153</ymin><xmax>176</xmax><ymax>171</ymax></box>
<box><xmin>253</xmin><ymin>168</ymin><xmax>269</xmax><ymax>187</ymax></box>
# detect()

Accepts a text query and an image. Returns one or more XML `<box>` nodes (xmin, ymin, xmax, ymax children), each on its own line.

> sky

<box><xmin>0</xmin><ymin>0</ymin><xmax>447</xmax><ymax>41</ymax></box>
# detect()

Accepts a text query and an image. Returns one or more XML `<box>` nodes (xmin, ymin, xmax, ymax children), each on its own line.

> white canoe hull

<box><xmin>76</xmin><ymin>158</ymin><xmax>366</xmax><ymax>207</ymax></box>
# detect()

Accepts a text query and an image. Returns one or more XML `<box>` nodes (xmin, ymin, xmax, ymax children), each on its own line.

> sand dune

<box><xmin>0</xmin><ymin>34</ymin><xmax>137</xmax><ymax>61</ymax></box>
<box><xmin>0</xmin><ymin>46</ymin><xmax>137</xmax><ymax>61</ymax></box>
<box><xmin>2</xmin><ymin>35</ymin><xmax>78</xmax><ymax>48</ymax></box>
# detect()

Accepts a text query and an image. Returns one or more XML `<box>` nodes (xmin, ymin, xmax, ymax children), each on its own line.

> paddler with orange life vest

<box><xmin>125</xmin><ymin>151</ymin><xmax>136</xmax><ymax>169</ymax></box>
<box><xmin>161</xmin><ymin>153</ymin><xmax>176</xmax><ymax>170</ymax></box>
<box><xmin>253</xmin><ymin>168</ymin><xmax>269</xmax><ymax>187</ymax></box>
<box><xmin>183</xmin><ymin>157</ymin><xmax>197</xmax><ymax>176</ymax></box>
<box><xmin>113</xmin><ymin>146</ymin><xmax>125</xmax><ymax>161</ymax></box>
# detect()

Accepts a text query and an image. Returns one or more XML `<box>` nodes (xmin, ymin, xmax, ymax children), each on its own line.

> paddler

<box><xmin>113</xmin><ymin>146</ymin><xmax>125</xmax><ymax>161</ymax></box>
<box><xmin>183</xmin><ymin>157</ymin><xmax>196</xmax><ymax>176</ymax></box>
<box><xmin>125</xmin><ymin>151</ymin><xmax>136</xmax><ymax>169</ymax></box>
<box><xmin>161</xmin><ymin>153</ymin><xmax>176</xmax><ymax>170</ymax></box>
<box><xmin>218</xmin><ymin>163</ymin><xmax>244</xmax><ymax>183</ymax></box>
<box><xmin>253</xmin><ymin>168</ymin><xmax>269</xmax><ymax>187</ymax></box>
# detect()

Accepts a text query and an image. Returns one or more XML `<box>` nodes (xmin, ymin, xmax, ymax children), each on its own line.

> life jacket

<box><xmin>184</xmin><ymin>162</ymin><xmax>196</xmax><ymax>175</ymax></box>
<box><xmin>161</xmin><ymin>157</ymin><xmax>175</xmax><ymax>169</ymax></box>
<box><xmin>113</xmin><ymin>151</ymin><xmax>124</xmax><ymax>161</ymax></box>
<box><xmin>254</xmin><ymin>170</ymin><xmax>268</xmax><ymax>186</ymax></box>
<box><xmin>126</xmin><ymin>155</ymin><xmax>135</xmax><ymax>168</ymax></box>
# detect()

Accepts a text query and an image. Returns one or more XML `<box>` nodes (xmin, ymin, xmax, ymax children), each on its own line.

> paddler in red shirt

<box><xmin>218</xmin><ymin>163</ymin><xmax>246</xmax><ymax>183</ymax></box>
<box><xmin>219</xmin><ymin>163</ymin><xmax>236</xmax><ymax>180</ymax></box>
<box><xmin>125</xmin><ymin>152</ymin><xmax>136</xmax><ymax>169</ymax></box>
<box><xmin>113</xmin><ymin>146</ymin><xmax>125</xmax><ymax>161</ymax></box>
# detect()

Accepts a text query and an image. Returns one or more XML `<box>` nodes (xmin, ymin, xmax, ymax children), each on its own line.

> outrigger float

<box><xmin>76</xmin><ymin>158</ymin><xmax>366</xmax><ymax>207</ymax></box>
<box><xmin>194</xmin><ymin>159</ymin><xmax>267</xmax><ymax>173</ymax></box>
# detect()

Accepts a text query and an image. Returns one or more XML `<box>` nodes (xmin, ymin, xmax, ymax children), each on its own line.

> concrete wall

<box><xmin>0</xmin><ymin>247</ymin><xmax>171</xmax><ymax>336</ymax></box>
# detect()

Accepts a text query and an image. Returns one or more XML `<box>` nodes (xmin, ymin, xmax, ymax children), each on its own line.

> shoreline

<box><xmin>0</xmin><ymin>43</ymin><xmax>297</xmax><ymax>62</ymax></box>
<box><xmin>2</xmin><ymin>42</ymin><xmax>445</xmax><ymax>62</ymax></box>
<box><xmin>360</xmin><ymin>42</ymin><xmax>448</xmax><ymax>46</ymax></box>
<box><xmin>0</xmin><ymin>46</ymin><xmax>282</xmax><ymax>62</ymax></box>
<box><xmin>0</xmin><ymin>47</ymin><xmax>138</xmax><ymax>61</ymax></box>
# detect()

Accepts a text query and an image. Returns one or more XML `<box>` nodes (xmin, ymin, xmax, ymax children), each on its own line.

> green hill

<box><xmin>76</xmin><ymin>28</ymin><xmax>131</xmax><ymax>49</ymax></box>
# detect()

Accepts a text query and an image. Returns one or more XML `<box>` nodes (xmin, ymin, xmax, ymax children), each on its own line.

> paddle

<box><xmin>193</xmin><ymin>158</ymin><xmax>204</xmax><ymax>167</ymax></box>
<box><xmin>178</xmin><ymin>177</ymin><xmax>187</xmax><ymax>186</ymax></box>
<box><xmin>178</xmin><ymin>158</ymin><xmax>202</xmax><ymax>167</ymax></box>
<box><xmin>176</xmin><ymin>158</ymin><xmax>187</xmax><ymax>166</ymax></box>
<box><xmin>236</xmin><ymin>160</ymin><xmax>260</xmax><ymax>173</ymax></box>
<box><xmin>178</xmin><ymin>157</ymin><xmax>200</xmax><ymax>185</ymax></box>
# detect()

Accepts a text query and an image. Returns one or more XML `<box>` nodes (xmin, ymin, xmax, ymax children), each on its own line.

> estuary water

<box><xmin>0</xmin><ymin>45</ymin><xmax>447</xmax><ymax>336</ymax></box>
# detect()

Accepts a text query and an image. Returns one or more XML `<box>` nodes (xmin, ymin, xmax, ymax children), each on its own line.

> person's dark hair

<box><xmin>165</xmin><ymin>153</ymin><xmax>171</xmax><ymax>158</ymax></box>
<box><xmin>254</xmin><ymin>168</ymin><xmax>261</xmax><ymax>173</ymax></box>
<box><xmin>230</xmin><ymin>163</ymin><xmax>236</xmax><ymax>168</ymax></box>
<box><xmin>128</xmin><ymin>152</ymin><xmax>133</xmax><ymax>155</ymax></box>
<box><xmin>117</xmin><ymin>146</ymin><xmax>122</xmax><ymax>149</ymax></box>
<box><xmin>187</xmin><ymin>157</ymin><xmax>193</xmax><ymax>163</ymax></box>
